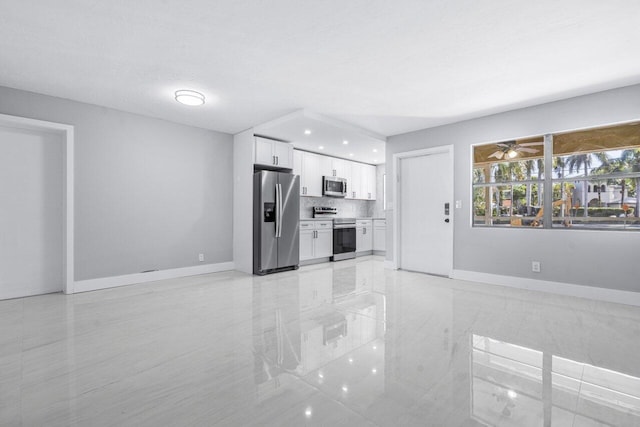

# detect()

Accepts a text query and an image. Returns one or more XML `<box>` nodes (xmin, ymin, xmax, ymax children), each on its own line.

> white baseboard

<box><xmin>451</xmin><ymin>269</ymin><xmax>640</xmax><ymax>307</ymax></box>
<box><xmin>73</xmin><ymin>262</ymin><xmax>235</xmax><ymax>294</ymax></box>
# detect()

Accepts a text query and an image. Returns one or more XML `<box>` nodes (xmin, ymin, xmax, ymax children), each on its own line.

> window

<box><xmin>472</xmin><ymin>136</ymin><xmax>545</xmax><ymax>227</ymax></box>
<box><xmin>472</xmin><ymin>122</ymin><xmax>640</xmax><ymax>230</ymax></box>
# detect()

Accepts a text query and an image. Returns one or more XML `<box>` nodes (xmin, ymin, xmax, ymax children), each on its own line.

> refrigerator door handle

<box><xmin>279</xmin><ymin>183</ymin><xmax>284</xmax><ymax>237</ymax></box>
<box><xmin>275</xmin><ymin>183</ymin><xmax>280</xmax><ymax>238</ymax></box>
<box><xmin>276</xmin><ymin>183</ymin><xmax>283</xmax><ymax>238</ymax></box>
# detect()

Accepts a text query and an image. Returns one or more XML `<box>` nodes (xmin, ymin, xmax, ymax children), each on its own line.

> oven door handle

<box><xmin>333</xmin><ymin>224</ymin><xmax>356</xmax><ymax>229</ymax></box>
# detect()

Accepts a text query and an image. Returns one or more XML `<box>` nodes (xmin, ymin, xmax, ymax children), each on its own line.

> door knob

<box><xmin>444</xmin><ymin>218</ymin><xmax>450</xmax><ymax>223</ymax></box>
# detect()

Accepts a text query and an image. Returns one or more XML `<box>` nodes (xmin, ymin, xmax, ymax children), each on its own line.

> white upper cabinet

<box><xmin>332</xmin><ymin>157</ymin><xmax>348</xmax><ymax>179</ymax></box>
<box><xmin>295</xmin><ymin>150</ymin><xmax>323</xmax><ymax>197</ymax></box>
<box><xmin>294</xmin><ymin>149</ymin><xmax>377</xmax><ymax>200</ymax></box>
<box><xmin>319</xmin><ymin>155</ymin><xmax>334</xmax><ymax>178</ymax></box>
<box><xmin>362</xmin><ymin>164</ymin><xmax>376</xmax><ymax>200</ymax></box>
<box><xmin>350</xmin><ymin>162</ymin><xmax>363</xmax><ymax>199</ymax></box>
<box><xmin>293</xmin><ymin>149</ymin><xmax>303</xmax><ymax>177</ymax></box>
<box><xmin>320</xmin><ymin>156</ymin><xmax>350</xmax><ymax>179</ymax></box>
<box><xmin>254</xmin><ymin>136</ymin><xmax>293</xmax><ymax>169</ymax></box>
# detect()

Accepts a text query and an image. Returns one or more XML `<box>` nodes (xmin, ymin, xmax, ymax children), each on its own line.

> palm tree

<box><xmin>620</xmin><ymin>149</ymin><xmax>640</xmax><ymax>217</ymax></box>
<box><xmin>553</xmin><ymin>156</ymin><xmax>566</xmax><ymax>178</ymax></box>
<box><xmin>567</xmin><ymin>154</ymin><xmax>592</xmax><ymax>217</ymax></box>
<box><xmin>593</xmin><ymin>151</ymin><xmax>633</xmax><ymax>214</ymax></box>
<box><xmin>523</xmin><ymin>159</ymin><xmax>544</xmax><ymax>215</ymax></box>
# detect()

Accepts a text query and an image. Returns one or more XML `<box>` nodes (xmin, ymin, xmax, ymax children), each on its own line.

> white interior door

<box><xmin>398</xmin><ymin>149</ymin><xmax>453</xmax><ymax>276</ymax></box>
<box><xmin>0</xmin><ymin>125</ymin><xmax>64</xmax><ymax>299</ymax></box>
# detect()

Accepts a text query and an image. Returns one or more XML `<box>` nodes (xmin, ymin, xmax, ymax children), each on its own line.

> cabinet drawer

<box><xmin>316</xmin><ymin>221</ymin><xmax>333</xmax><ymax>229</ymax></box>
<box><xmin>356</xmin><ymin>220</ymin><xmax>372</xmax><ymax>227</ymax></box>
<box><xmin>300</xmin><ymin>222</ymin><xmax>315</xmax><ymax>229</ymax></box>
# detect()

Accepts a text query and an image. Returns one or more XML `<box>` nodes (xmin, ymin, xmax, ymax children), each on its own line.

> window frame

<box><xmin>471</xmin><ymin>120</ymin><xmax>640</xmax><ymax>232</ymax></box>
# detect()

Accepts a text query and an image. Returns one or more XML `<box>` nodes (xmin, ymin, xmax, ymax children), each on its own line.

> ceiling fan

<box><xmin>488</xmin><ymin>140</ymin><xmax>542</xmax><ymax>160</ymax></box>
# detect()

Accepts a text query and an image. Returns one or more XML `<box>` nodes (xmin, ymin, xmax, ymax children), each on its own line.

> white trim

<box><xmin>383</xmin><ymin>260</ymin><xmax>396</xmax><ymax>270</ymax></box>
<box><xmin>74</xmin><ymin>262</ymin><xmax>235</xmax><ymax>293</ymax></box>
<box><xmin>0</xmin><ymin>113</ymin><xmax>75</xmax><ymax>295</ymax></box>
<box><xmin>451</xmin><ymin>269</ymin><xmax>640</xmax><ymax>307</ymax></box>
<box><xmin>392</xmin><ymin>145</ymin><xmax>454</xmax><ymax>275</ymax></box>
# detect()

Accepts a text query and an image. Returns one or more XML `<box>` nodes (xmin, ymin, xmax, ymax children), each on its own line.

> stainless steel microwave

<box><xmin>323</xmin><ymin>176</ymin><xmax>347</xmax><ymax>197</ymax></box>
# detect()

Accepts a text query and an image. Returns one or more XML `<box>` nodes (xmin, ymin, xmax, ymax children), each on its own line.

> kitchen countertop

<box><xmin>300</xmin><ymin>217</ymin><xmax>334</xmax><ymax>221</ymax></box>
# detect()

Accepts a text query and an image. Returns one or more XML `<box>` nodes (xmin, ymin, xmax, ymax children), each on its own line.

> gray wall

<box><xmin>0</xmin><ymin>86</ymin><xmax>233</xmax><ymax>281</ymax></box>
<box><xmin>386</xmin><ymin>83</ymin><xmax>640</xmax><ymax>293</ymax></box>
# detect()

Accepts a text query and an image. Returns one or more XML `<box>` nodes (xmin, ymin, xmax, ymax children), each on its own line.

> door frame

<box><xmin>392</xmin><ymin>145</ymin><xmax>454</xmax><ymax>275</ymax></box>
<box><xmin>0</xmin><ymin>113</ymin><xmax>75</xmax><ymax>295</ymax></box>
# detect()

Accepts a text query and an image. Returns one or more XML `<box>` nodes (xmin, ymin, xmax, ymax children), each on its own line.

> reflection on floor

<box><xmin>2</xmin><ymin>256</ymin><xmax>640</xmax><ymax>426</ymax></box>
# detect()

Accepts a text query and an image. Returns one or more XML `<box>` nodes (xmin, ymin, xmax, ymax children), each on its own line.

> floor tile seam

<box><xmin>569</xmin><ymin>365</ymin><xmax>587</xmax><ymax>427</ymax></box>
<box><xmin>19</xmin><ymin>344</ymin><xmax>209</xmax><ymax>394</ymax></box>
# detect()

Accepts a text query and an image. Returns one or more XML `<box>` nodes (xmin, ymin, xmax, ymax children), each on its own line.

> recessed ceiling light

<box><xmin>349</xmin><ymin>153</ymin><xmax>354</xmax><ymax>156</ymax></box>
<box><xmin>374</xmin><ymin>159</ymin><xmax>378</xmax><ymax>162</ymax></box>
<box><xmin>343</xmin><ymin>140</ymin><xmax>349</xmax><ymax>145</ymax></box>
<box><xmin>174</xmin><ymin>90</ymin><xmax>205</xmax><ymax>106</ymax></box>
<box><xmin>304</xmin><ymin>129</ymin><xmax>312</xmax><ymax>135</ymax></box>
<box><xmin>318</xmin><ymin>146</ymin><xmax>324</xmax><ymax>150</ymax></box>
<box><xmin>373</xmin><ymin>149</ymin><xmax>378</xmax><ymax>153</ymax></box>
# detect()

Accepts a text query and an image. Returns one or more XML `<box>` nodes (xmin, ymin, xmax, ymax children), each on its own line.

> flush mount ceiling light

<box><xmin>304</xmin><ymin>129</ymin><xmax>312</xmax><ymax>135</ymax></box>
<box><xmin>174</xmin><ymin>90</ymin><xmax>205</xmax><ymax>106</ymax></box>
<box><xmin>373</xmin><ymin>148</ymin><xmax>378</xmax><ymax>153</ymax></box>
<box><xmin>343</xmin><ymin>140</ymin><xmax>349</xmax><ymax>145</ymax></box>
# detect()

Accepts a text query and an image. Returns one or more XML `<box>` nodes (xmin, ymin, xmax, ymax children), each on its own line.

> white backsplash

<box><xmin>300</xmin><ymin>196</ymin><xmax>374</xmax><ymax>219</ymax></box>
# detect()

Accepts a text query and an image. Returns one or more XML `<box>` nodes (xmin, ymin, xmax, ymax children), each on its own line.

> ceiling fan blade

<box><xmin>518</xmin><ymin>147</ymin><xmax>539</xmax><ymax>153</ymax></box>
<box><xmin>488</xmin><ymin>151</ymin><xmax>502</xmax><ymax>159</ymax></box>
<box><xmin>519</xmin><ymin>142</ymin><xmax>544</xmax><ymax>146</ymax></box>
<box><xmin>496</xmin><ymin>143</ymin><xmax>512</xmax><ymax>148</ymax></box>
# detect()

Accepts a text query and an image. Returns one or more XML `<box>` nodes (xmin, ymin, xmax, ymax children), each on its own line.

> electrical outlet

<box><xmin>198</xmin><ymin>253</ymin><xmax>204</xmax><ymax>262</ymax></box>
<box><xmin>455</xmin><ymin>200</ymin><xmax>462</xmax><ymax>209</ymax></box>
<box><xmin>532</xmin><ymin>261</ymin><xmax>541</xmax><ymax>273</ymax></box>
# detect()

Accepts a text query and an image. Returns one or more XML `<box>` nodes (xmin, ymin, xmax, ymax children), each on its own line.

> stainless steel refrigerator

<box><xmin>253</xmin><ymin>170</ymin><xmax>300</xmax><ymax>275</ymax></box>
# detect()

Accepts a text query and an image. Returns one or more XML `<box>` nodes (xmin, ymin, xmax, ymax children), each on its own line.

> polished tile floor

<box><xmin>2</xmin><ymin>256</ymin><xmax>640</xmax><ymax>426</ymax></box>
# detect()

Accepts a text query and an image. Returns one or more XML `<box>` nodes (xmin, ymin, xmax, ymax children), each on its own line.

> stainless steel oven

<box><xmin>323</xmin><ymin>176</ymin><xmax>347</xmax><ymax>197</ymax></box>
<box><xmin>332</xmin><ymin>218</ymin><xmax>356</xmax><ymax>261</ymax></box>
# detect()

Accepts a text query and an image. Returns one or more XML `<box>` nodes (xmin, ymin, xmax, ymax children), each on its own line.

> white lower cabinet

<box><xmin>356</xmin><ymin>220</ymin><xmax>373</xmax><ymax>253</ymax></box>
<box><xmin>315</xmin><ymin>228</ymin><xmax>333</xmax><ymax>258</ymax></box>
<box><xmin>300</xmin><ymin>220</ymin><xmax>333</xmax><ymax>261</ymax></box>
<box><xmin>373</xmin><ymin>219</ymin><xmax>386</xmax><ymax>252</ymax></box>
<box><xmin>300</xmin><ymin>226</ymin><xmax>315</xmax><ymax>261</ymax></box>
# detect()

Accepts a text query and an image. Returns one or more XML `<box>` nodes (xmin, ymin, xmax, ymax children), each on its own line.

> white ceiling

<box><xmin>2</xmin><ymin>1</ymin><xmax>640</xmax><ymax>150</ymax></box>
<box><xmin>255</xmin><ymin>110</ymin><xmax>386</xmax><ymax>164</ymax></box>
